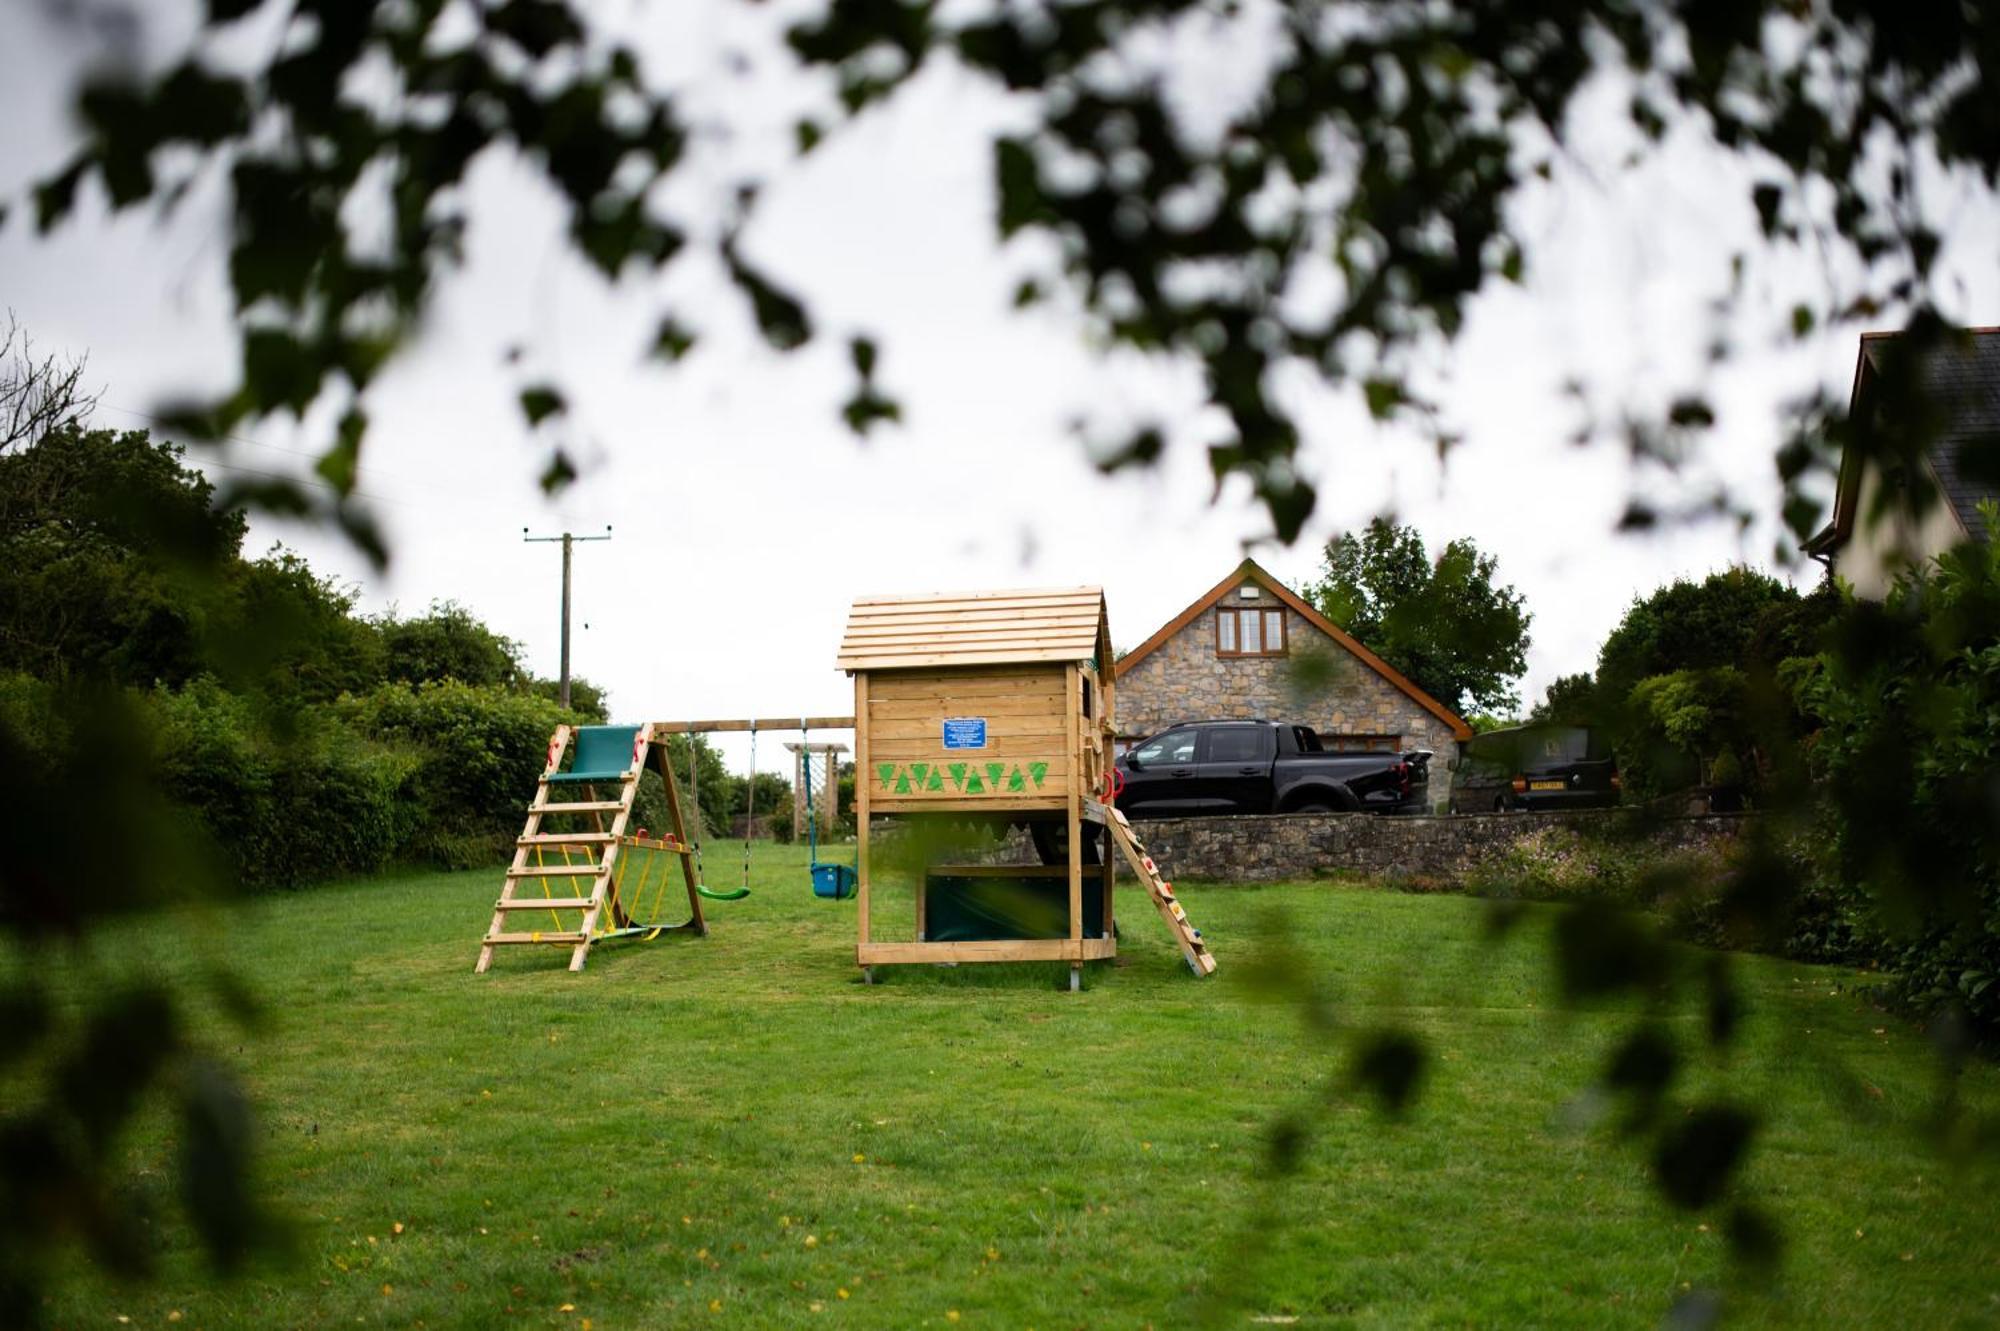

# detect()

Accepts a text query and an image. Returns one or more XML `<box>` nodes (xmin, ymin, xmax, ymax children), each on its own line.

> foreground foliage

<box><xmin>1799</xmin><ymin>509</ymin><xmax>2000</xmax><ymax>1034</ymax></box>
<box><xmin>21</xmin><ymin>1</ymin><xmax>1993</xmax><ymax>540</ymax></box>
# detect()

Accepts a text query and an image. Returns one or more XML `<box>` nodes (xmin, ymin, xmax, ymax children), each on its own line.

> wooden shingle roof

<box><xmin>836</xmin><ymin>586</ymin><xmax>1108</xmax><ymax>672</ymax></box>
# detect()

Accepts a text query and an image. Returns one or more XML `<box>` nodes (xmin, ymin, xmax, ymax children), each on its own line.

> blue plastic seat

<box><xmin>548</xmin><ymin>724</ymin><xmax>644</xmax><ymax>783</ymax></box>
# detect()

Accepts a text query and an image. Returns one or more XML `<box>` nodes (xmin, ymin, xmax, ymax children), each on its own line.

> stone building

<box><xmin>1114</xmin><ymin>559</ymin><xmax>1471</xmax><ymax>808</ymax></box>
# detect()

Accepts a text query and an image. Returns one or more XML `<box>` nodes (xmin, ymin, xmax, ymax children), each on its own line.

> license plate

<box><xmin>1529</xmin><ymin>780</ymin><xmax>1565</xmax><ymax>791</ymax></box>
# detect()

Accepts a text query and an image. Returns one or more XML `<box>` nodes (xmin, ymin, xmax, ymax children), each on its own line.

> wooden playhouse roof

<box><xmin>836</xmin><ymin>586</ymin><xmax>1109</xmax><ymax>672</ymax></box>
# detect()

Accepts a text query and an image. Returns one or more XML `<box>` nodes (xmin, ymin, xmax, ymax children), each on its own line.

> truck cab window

<box><xmin>1134</xmin><ymin>730</ymin><xmax>1197</xmax><ymax>765</ymax></box>
<box><xmin>1207</xmin><ymin>727</ymin><xmax>1266</xmax><ymax>763</ymax></box>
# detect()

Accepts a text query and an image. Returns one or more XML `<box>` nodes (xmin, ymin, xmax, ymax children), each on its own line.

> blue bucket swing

<box><xmin>801</xmin><ymin>718</ymin><xmax>857</xmax><ymax>900</ymax></box>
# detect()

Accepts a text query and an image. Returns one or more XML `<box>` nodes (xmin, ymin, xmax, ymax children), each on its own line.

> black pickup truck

<box><xmin>1115</xmin><ymin>720</ymin><xmax>1430</xmax><ymax>818</ymax></box>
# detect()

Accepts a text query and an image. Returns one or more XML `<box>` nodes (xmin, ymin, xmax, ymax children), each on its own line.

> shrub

<box><xmin>1457</xmin><ymin>817</ymin><xmax>1867</xmax><ymax>967</ymax></box>
<box><xmin>338</xmin><ymin>680</ymin><xmax>583</xmax><ymax>868</ymax></box>
<box><xmin>149</xmin><ymin>680</ymin><xmax>421</xmax><ymax>889</ymax></box>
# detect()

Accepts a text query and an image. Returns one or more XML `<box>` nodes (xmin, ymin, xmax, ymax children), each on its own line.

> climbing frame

<box><xmin>475</xmin><ymin>722</ymin><xmax>705</xmax><ymax>974</ymax></box>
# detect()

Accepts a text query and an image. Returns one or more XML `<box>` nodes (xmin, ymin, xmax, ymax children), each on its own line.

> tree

<box><xmin>1529</xmin><ymin>672</ymin><xmax>1598</xmax><ymax>727</ymax></box>
<box><xmin>0</xmin><ymin>313</ymin><xmax>96</xmax><ymax>454</ymax></box>
<box><xmin>1302</xmin><ymin>518</ymin><xmax>1530</xmax><ymax>715</ymax></box>
<box><xmin>1595</xmin><ymin>567</ymin><xmax>1803</xmax><ymax>703</ymax></box>
<box><xmin>376</xmin><ymin>601</ymin><xmax>523</xmax><ymax>691</ymax></box>
<box><xmin>0</xmin><ymin>422</ymin><xmax>246</xmax><ymax>688</ymax></box>
<box><xmin>1591</xmin><ymin>569</ymin><xmax>1843</xmax><ymax>802</ymax></box>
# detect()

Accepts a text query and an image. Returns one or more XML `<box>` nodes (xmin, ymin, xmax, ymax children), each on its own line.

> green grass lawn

<box><xmin>16</xmin><ymin>842</ymin><xmax>2000</xmax><ymax>1329</ymax></box>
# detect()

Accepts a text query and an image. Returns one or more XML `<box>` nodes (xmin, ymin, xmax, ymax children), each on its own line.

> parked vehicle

<box><xmin>1449</xmin><ymin>724</ymin><xmax>1620</xmax><ymax>812</ymax></box>
<box><xmin>1115</xmin><ymin>720</ymin><xmax>1430</xmax><ymax>818</ymax></box>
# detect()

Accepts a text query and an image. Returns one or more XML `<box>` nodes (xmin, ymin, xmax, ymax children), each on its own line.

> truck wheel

<box><xmin>1494</xmin><ymin>795</ymin><xmax>1511</xmax><ymax>812</ymax></box>
<box><xmin>1293</xmin><ymin>800</ymin><xmax>1336</xmax><ymax>814</ymax></box>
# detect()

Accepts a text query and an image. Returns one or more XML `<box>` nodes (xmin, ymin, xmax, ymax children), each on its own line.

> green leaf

<box><xmin>724</xmin><ymin>248</ymin><xmax>812</xmax><ymax>352</ymax></box>
<box><xmin>180</xmin><ymin>1057</ymin><xmax>258</xmax><ymax>1271</ymax></box>
<box><xmin>153</xmin><ymin>64</ymin><xmax>250</xmax><ymax>147</ymax></box>
<box><xmin>1652</xmin><ymin>1104</ymin><xmax>1756</xmax><ymax>1210</ymax></box>
<box><xmin>334</xmin><ymin>501</ymin><xmax>390</xmax><ymax>571</ymax></box>
<box><xmin>34</xmin><ymin>157</ymin><xmax>87</xmax><ymax>232</ymax></box>
<box><xmin>1363</xmin><ymin>377</ymin><xmax>1405</xmax><ymax>420</ymax></box>
<box><xmin>315</xmin><ymin>408</ymin><xmax>368</xmax><ymax>495</ymax></box>
<box><xmin>1350</xmin><ymin>1029</ymin><xmax>1427</xmax><ymax>1116</ymax></box>
<box><xmin>484</xmin><ymin>0</ymin><xmax>585</xmax><ymax>59</ymax></box>
<box><xmin>1667</xmin><ymin>397</ymin><xmax>1715</xmax><ymax>429</ymax></box>
<box><xmin>59</xmin><ymin>985</ymin><xmax>177</xmax><ymax>1152</ymax></box>
<box><xmin>849</xmin><ymin>336</ymin><xmax>878</xmax><ymax>378</ymax></box>
<box><xmin>242</xmin><ymin>328</ymin><xmax>319</xmax><ymax>415</ymax></box>
<box><xmin>539</xmin><ymin>448</ymin><xmax>578</xmax><ymax>493</ymax></box>
<box><xmin>993</xmin><ymin>137</ymin><xmax>1045</xmax><ymax>238</ymax></box>
<box><xmin>652</xmin><ymin>315</ymin><xmax>698</xmax><ymax>362</ymax></box>
<box><xmin>519</xmin><ymin>385</ymin><xmax>566</xmax><ymax>426</ymax></box>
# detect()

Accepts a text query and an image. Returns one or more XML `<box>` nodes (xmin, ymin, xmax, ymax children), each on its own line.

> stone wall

<box><xmin>1114</xmin><ymin>581</ymin><xmax>1463</xmax><ymax>806</ymax></box>
<box><xmin>1116</xmin><ymin>809</ymin><xmax>1748</xmax><ymax>884</ymax></box>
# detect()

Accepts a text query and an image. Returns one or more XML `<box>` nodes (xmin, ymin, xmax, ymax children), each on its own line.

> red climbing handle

<box><xmin>1101</xmin><ymin>766</ymin><xmax>1125</xmax><ymax>803</ymax></box>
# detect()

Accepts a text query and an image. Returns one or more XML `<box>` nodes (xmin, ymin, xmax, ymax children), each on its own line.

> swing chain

<box><xmin>738</xmin><ymin>720</ymin><xmax>757</xmax><ymax>892</ymax></box>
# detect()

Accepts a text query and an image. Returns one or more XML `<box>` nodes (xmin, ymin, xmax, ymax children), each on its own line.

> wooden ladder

<box><xmin>1103</xmin><ymin>806</ymin><xmax>1216</xmax><ymax>976</ymax></box>
<box><xmin>476</xmin><ymin>723</ymin><xmax>650</xmax><ymax>974</ymax></box>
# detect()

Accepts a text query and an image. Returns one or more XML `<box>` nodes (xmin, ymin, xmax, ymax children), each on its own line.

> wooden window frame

<box><xmin>1215</xmin><ymin>606</ymin><xmax>1289</xmax><ymax>658</ymax></box>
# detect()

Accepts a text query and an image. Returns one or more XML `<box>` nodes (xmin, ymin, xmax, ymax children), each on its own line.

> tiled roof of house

<box><xmin>1862</xmin><ymin>327</ymin><xmax>2000</xmax><ymax>538</ymax></box>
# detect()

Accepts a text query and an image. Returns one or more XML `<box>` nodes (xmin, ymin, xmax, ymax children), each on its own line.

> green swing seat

<box><xmin>547</xmin><ymin>724</ymin><xmax>644</xmax><ymax>783</ymax></box>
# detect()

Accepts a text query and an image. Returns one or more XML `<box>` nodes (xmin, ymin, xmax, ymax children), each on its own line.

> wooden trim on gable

<box><xmin>1114</xmin><ymin>558</ymin><xmax>1474</xmax><ymax>742</ymax></box>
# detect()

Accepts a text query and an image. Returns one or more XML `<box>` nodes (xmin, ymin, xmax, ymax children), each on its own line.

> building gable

<box><xmin>1807</xmin><ymin>327</ymin><xmax>1999</xmax><ymax>582</ymax></box>
<box><xmin>1115</xmin><ymin>560</ymin><xmax>1472</xmax><ymax>742</ymax></box>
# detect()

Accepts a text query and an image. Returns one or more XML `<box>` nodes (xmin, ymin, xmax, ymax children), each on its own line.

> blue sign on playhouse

<box><xmin>941</xmin><ymin>717</ymin><xmax>987</xmax><ymax>750</ymax></box>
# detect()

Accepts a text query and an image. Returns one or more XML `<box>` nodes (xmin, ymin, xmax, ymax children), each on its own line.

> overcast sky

<box><xmin>5</xmin><ymin>2</ymin><xmax>1997</xmax><ymax>773</ymax></box>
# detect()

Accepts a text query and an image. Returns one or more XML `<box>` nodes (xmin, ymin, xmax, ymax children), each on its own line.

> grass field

<box><xmin>18</xmin><ymin>842</ymin><xmax>2000</xmax><ymax>1329</ymax></box>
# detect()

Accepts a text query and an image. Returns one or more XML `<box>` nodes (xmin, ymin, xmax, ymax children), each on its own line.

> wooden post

<box><xmin>854</xmin><ymin>673</ymin><xmax>872</xmax><ymax>966</ymax></box>
<box><xmin>1098</xmin><ymin>634</ymin><xmax>1117</xmax><ymax>942</ymax></box>
<box><xmin>1065</xmin><ymin>664</ymin><xmax>1083</xmax><ymax>991</ymax></box>
<box><xmin>657</xmin><ymin>733</ymin><xmax>706</xmax><ymax>936</ymax></box>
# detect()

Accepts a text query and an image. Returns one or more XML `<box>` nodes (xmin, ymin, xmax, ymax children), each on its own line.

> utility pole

<box><xmin>523</xmin><ymin>525</ymin><xmax>611</xmax><ymax>709</ymax></box>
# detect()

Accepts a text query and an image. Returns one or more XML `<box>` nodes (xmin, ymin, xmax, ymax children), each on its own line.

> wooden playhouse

<box><xmin>837</xmin><ymin>585</ymin><xmax>1214</xmax><ymax>986</ymax></box>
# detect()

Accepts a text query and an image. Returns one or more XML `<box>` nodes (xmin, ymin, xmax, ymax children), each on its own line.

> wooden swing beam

<box><xmin>648</xmin><ymin>716</ymin><xmax>855</xmax><ymax>734</ymax></box>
